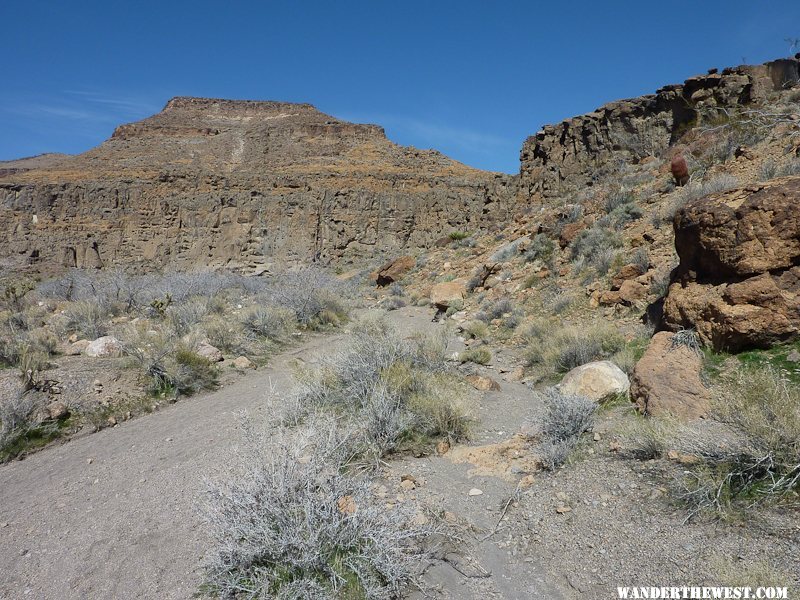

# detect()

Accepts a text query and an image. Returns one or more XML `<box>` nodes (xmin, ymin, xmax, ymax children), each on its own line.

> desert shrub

<box><xmin>443</xmin><ymin>299</ymin><xmax>464</xmax><ymax>317</ymax></box>
<box><xmin>671</xmin><ymin>328</ymin><xmax>702</xmax><ymax>353</ymax></box>
<box><xmin>0</xmin><ymin>391</ymin><xmax>38</xmax><ymax>458</ymax></box>
<box><xmin>202</xmin><ymin>419</ymin><xmax>440</xmax><ymax>599</ymax></box>
<box><xmin>388</xmin><ymin>282</ymin><xmax>404</xmax><ymax>297</ymax></box>
<box><xmin>1</xmin><ymin>279</ymin><xmax>34</xmax><ymax>312</ymax></box>
<box><xmin>448</xmin><ymin>230</ymin><xmax>469</xmax><ymax>240</ymax></box>
<box><xmin>758</xmin><ymin>158</ymin><xmax>778</xmax><ymax>181</ymax></box>
<box><xmin>382</xmin><ymin>296</ymin><xmax>406</xmax><ymax>311</ymax></box>
<box><xmin>63</xmin><ymin>300</ymin><xmax>110</xmax><ymax>339</ymax></box>
<box><xmin>483</xmin><ymin>296</ymin><xmax>513</xmax><ymax>321</ymax></box>
<box><xmin>661</xmin><ymin>175</ymin><xmax>739</xmax><ymax>223</ymax></box>
<box><xmin>203</xmin><ymin>316</ymin><xmax>248</xmax><ymax>356</ymax></box>
<box><xmin>776</xmin><ymin>158</ymin><xmax>800</xmax><ymax>177</ymax></box>
<box><xmin>295</xmin><ymin>319</ymin><xmax>469</xmax><ymax>455</ymax></box>
<box><xmin>462</xmin><ymin>320</ymin><xmax>488</xmax><ymax>341</ymax></box>
<box><xmin>535</xmin><ymin>388</ymin><xmax>596</xmax><ymax>470</ymax></box>
<box><xmin>241</xmin><ymin>305</ymin><xmax>296</xmax><ymax>343</ymax></box>
<box><xmin>268</xmin><ymin>268</ymin><xmax>349</xmax><ymax>327</ymax></box>
<box><xmin>123</xmin><ymin>325</ymin><xmax>217</xmax><ymax>397</ymax></box>
<box><xmin>490</xmin><ymin>237</ymin><xmax>525</xmax><ymax>262</ymax></box>
<box><xmin>630</xmin><ymin>247</ymin><xmax>651</xmax><ymax>273</ymax></box>
<box><xmin>166</xmin><ymin>296</ymin><xmax>211</xmax><ymax>337</ymax></box>
<box><xmin>570</xmin><ymin>226</ymin><xmax>623</xmax><ymax>274</ymax></box>
<box><xmin>522</xmin><ymin>233</ymin><xmax>555</xmax><ymax>264</ymax></box>
<box><xmin>457</xmin><ymin>347</ymin><xmax>491</xmax><ymax>365</ymax></box>
<box><xmin>523</xmin><ymin>320</ymin><xmax>625</xmax><ymax>374</ymax></box>
<box><xmin>629</xmin><ymin>364</ymin><xmax>800</xmax><ymax>518</ymax></box>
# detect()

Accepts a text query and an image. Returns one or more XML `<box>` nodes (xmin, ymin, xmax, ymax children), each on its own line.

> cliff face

<box><xmin>0</xmin><ymin>98</ymin><xmax>513</xmax><ymax>271</ymax></box>
<box><xmin>520</xmin><ymin>58</ymin><xmax>800</xmax><ymax>199</ymax></box>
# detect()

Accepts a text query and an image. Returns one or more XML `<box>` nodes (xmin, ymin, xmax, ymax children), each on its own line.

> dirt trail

<box><xmin>0</xmin><ymin>306</ymin><xmax>559</xmax><ymax>599</ymax></box>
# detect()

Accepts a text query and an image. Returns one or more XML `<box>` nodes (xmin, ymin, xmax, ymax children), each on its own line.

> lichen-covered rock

<box><xmin>630</xmin><ymin>332</ymin><xmax>710</xmax><ymax>419</ymax></box>
<box><xmin>196</xmin><ymin>342</ymin><xmax>223</xmax><ymax>363</ymax></box>
<box><xmin>557</xmin><ymin>361</ymin><xmax>629</xmax><ymax>402</ymax></box>
<box><xmin>84</xmin><ymin>336</ymin><xmax>124</xmax><ymax>358</ymax></box>
<box><xmin>232</xmin><ymin>356</ymin><xmax>253</xmax><ymax>370</ymax></box>
<box><xmin>663</xmin><ymin>176</ymin><xmax>800</xmax><ymax>350</ymax></box>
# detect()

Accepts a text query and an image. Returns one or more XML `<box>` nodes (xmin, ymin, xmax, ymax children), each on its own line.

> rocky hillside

<box><xmin>520</xmin><ymin>58</ymin><xmax>800</xmax><ymax>199</ymax></box>
<box><xmin>0</xmin><ymin>98</ymin><xmax>512</xmax><ymax>272</ymax></box>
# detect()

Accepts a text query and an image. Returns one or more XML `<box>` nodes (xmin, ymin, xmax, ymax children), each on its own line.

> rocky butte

<box><xmin>0</xmin><ymin>98</ymin><xmax>512</xmax><ymax>272</ymax></box>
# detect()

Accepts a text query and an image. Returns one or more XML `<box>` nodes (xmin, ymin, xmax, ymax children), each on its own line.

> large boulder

<box><xmin>663</xmin><ymin>176</ymin><xmax>800</xmax><ymax>351</ymax></box>
<box><xmin>372</xmin><ymin>255</ymin><xmax>416</xmax><ymax>287</ymax></box>
<box><xmin>630</xmin><ymin>331</ymin><xmax>710</xmax><ymax>419</ymax></box>
<box><xmin>84</xmin><ymin>336</ymin><xmax>124</xmax><ymax>358</ymax></box>
<box><xmin>557</xmin><ymin>360</ymin><xmax>629</xmax><ymax>402</ymax></box>
<box><xmin>430</xmin><ymin>281</ymin><xmax>466</xmax><ymax>310</ymax></box>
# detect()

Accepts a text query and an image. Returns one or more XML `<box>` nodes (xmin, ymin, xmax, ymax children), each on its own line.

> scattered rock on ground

<box><xmin>465</xmin><ymin>374</ymin><xmax>501</xmax><ymax>391</ymax></box>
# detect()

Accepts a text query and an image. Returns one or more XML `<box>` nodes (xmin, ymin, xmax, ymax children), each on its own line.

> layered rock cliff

<box><xmin>520</xmin><ymin>58</ymin><xmax>800</xmax><ymax>199</ymax></box>
<box><xmin>0</xmin><ymin>98</ymin><xmax>512</xmax><ymax>271</ymax></box>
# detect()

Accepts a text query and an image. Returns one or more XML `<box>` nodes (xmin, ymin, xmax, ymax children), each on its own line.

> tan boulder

<box><xmin>233</xmin><ymin>356</ymin><xmax>254</xmax><ymax>370</ymax></box>
<box><xmin>430</xmin><ymin>281</ymin><xmax>465</xmax><ymax>310</ymax></box>
<box><xmin>557</xmin><ymin>360</ymin><xmax>629</xmax><ymax>402</ymax></box>
<box><xmin>630</xmin><ymin>332</ymin><xmax>710</xmax><ymax>419</ymax></box>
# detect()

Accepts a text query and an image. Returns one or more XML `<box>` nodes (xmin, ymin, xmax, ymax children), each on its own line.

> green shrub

<box><xmin>458</xmin><ymin>347</ymin><xmax>491</xmax><ymax>365</ymax></box>
<box><xmin>523</xmin><ymin>319</ymin><xmax>625</xmax><ymax>375</ymax></box>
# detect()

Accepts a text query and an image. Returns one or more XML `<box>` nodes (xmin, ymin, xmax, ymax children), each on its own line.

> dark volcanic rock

<box><xmin>519</xmin><ymin>58</ymin><xmax>800</xmax><ymax>200</ymax></box>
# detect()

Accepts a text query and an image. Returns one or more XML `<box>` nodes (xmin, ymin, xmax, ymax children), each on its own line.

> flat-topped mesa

<box><xmin>520</xmin><ymin>57</ymin><xmax>800</xmax><ymax>199</ymax></box>
<box><xmin>0</xmin><ymin>97</ymin><xmax>513</xmax><ymax>272</ymax></box>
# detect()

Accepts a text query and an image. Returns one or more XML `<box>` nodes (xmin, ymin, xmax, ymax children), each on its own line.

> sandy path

<box><xmin>0</xmin><ymin>328</ymin><xmax>338</xmax><ymax>600</ymax></box>
<box><xmin>0</xmin><ymin>307</ymin><xmax>562</xmax><ymax>599</ymax></box>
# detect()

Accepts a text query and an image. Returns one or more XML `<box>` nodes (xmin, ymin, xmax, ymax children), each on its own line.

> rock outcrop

<box><xmin>519</xmin><ymin>58</ymin><xmax>800</xmax><ymax>199</ymax></box>
<box><xmin>663</xmin><ymin>176</ymin><xmax>800</xmax><ymax>351</ymax></box>
<box><xmin>630</xmin><ymin>332</ymin><xmax>710</xmax><ymax>419</ymax></box>
<box><xmin>0</xmin><ymin>98</ymin><xmax>513</xmax><ymax>272</ymax></box>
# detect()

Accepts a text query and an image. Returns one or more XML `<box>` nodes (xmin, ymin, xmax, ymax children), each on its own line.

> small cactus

<box><xmin>671</xmin><ymin>154</ymin><xmax>689</xmax><ymax>186</ymax></box>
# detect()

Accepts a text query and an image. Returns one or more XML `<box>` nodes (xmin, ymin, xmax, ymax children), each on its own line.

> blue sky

<box><xmin>2</xmin><ymin>1</ymin><xmax>799</xmax><ymax>173</ymax></box>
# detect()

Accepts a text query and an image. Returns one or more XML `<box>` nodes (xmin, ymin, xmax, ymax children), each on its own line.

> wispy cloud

<box><xmin>0</xmin><ymin>90</ymin><xmax>160</xmax><ymax>126</ymax></box>
<box><xmin>335</xmin><ymin>111</ymin><xmax>512</xmax><ymax>154</ymax></box>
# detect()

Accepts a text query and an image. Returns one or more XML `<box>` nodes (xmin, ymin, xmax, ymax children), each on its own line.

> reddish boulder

<box><xmin>372</xmin><ymin>255</ymin><xmax>416</xmax><ymax>287</ymax></box>
<box><xmin>663</xmin><ymin>176</ymin><xmax>800</xmax><ymax>350</ymax></box>
<box><xmin>630</xmin><ymin>332</ymin><xmax>710</xmax><ymax>419</ymax></box>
